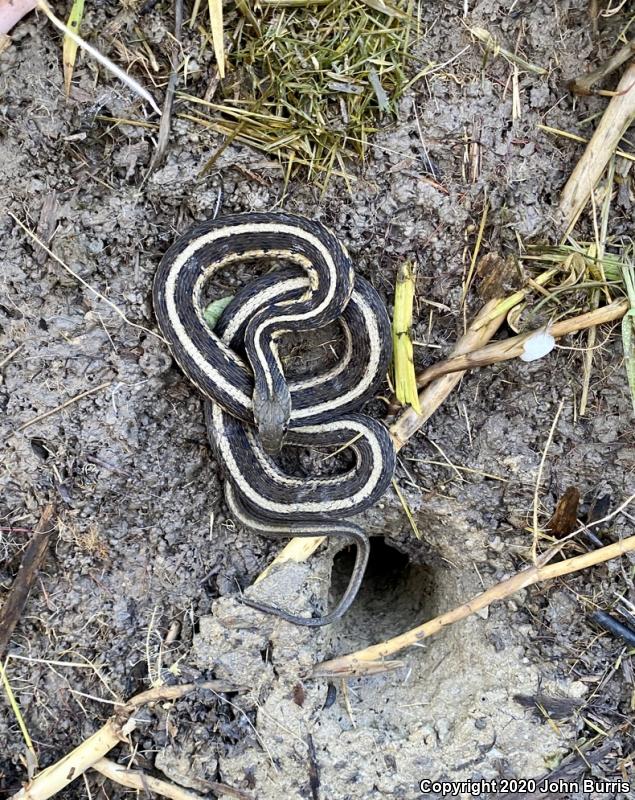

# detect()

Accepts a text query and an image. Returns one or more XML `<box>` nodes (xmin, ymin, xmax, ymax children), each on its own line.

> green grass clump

<box><xmin>185</xmin><ymin>0</ymin><xmax>414</xmax><ymax>185</ymax></box>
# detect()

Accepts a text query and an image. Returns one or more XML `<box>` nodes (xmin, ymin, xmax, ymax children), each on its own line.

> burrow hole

<box><xmin>328</xmin><ymin>537</ymin><xmax>438</xmax><ymax>645</ymax></box>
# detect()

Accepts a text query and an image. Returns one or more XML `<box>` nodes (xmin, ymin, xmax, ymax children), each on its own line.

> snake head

<box><xmin>252</xmin><ymin>385</ymin><xmax>292</xmax><ymax>454</ymax></box>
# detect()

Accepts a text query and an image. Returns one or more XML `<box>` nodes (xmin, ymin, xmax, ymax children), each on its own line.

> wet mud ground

<box><xmin>0</xmin><ymin>0</ymin><xmax>634</xmax><ymax>798</ymax></box>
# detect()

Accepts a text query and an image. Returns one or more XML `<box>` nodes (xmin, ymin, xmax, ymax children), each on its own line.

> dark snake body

<box><xmin>153</xmin><ymin>212</ymin><xmax>396</xmax><ymax>625</ymax></box>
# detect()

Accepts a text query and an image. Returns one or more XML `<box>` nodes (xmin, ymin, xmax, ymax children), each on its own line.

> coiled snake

<box><xmin>153</xmin><ymin>212</ymin><xmax>396</xmax><ymax>625</ymax></box>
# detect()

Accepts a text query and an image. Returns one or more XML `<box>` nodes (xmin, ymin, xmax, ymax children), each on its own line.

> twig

<box><xmin>468</xmin><ymin>25</ymin><xmax>547</xmax><ymax>75</ymax></box>
<box><xmin>568</xmin><ymin>38</ymin><xmax>635</xmax><ymax>95</ymax></box>
<box><xmin>559</xmin><ymin>60</ymin><xmax>635</xmax><ymax>235</ymax></box>
<box><xmin>9</xmin><ymin>681</ymin><xmax>242</xmax><ymax>800</ymax></box>
<box><xmin>0</xmin><ymin>343</ymin><xmax>24</xmax><ymax>369</ymax></box>
<box><xmin>10</xmin><ymin>718</ymin><xmax>128</xmax><ymax>800</ymax></box>
<box><xmin>314</xmin><ymin>528</ymin><xmax>635</xmax><ymax>677</ymax></box>
<box><xmin>0</xmin><ymin>504</ymin><xmax>56</xmax><ymax>660</ymax></box>
<box><xmin>92</xmin><ymin>758</ymin><xmax>206</xmax><ymax>800</ymax></box>
<box><xmin>147</xmin><ymin>0</ymin><xmax>184</xmax><ymax>172</ymax></box>
<box><xmin>18</xmin><ymin>382</ymin><xmax>112</xmax><ymax>431</ymax></box>
<box><xmin>532</xmin><ymin>399</ymin><xmax>565</xmax><ymax>564</ymax></box>
<box><xmin>7</xmin><ymin>211</ymin><xmax>166</xmax><ymax>343</ymax></box>
<box><xmin>413</xmin><ymin>299</ymin><xmax>629</xmax><ymax>390</ymax></box>
<box><xmin>124</xmin><ymin>680</ymin><xmax>239</xmax><ymax>709</ymax></box>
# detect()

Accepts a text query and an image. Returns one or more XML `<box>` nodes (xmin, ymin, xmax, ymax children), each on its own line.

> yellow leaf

<box><xmin>63</xmin><ymin>0</ymin><xmax>85</xmax><ymax>97</ymax></box>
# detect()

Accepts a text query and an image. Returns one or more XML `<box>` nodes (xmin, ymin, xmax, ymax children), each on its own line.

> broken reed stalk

<box><xmin>10</xmin><ymin>719</ymin><xmax>128</xmax><ymax>800</ymax></box>
<box><xmin>254</xmin><ymin>297</ymin><xmax>507</xmax><ymax>583</ymax></box>
<box><xmin>92</xmin><ymin>759</ymin><xmax>204</xmax><ymax>800</ymax></box>
<box><xmin>413</xmin><ymin>298</ymin><xmax>629</xmax><ymax>391</ymax></box>
<box><xmin>568</xmin><ymin>38</ymin><xmax>635</xmax><ymax>96</ymax></box>
<box><xmin>392</xmin><ymin>260</ymin><xmax>420</xmax><ymax>413</ymax></box>
<box><xmin>559</xmin><ymin>60</ymin><xmax>635</xmax><ymax>235</ymax></box>
<box><xmin>8</xmin><ymin>681</ymin><xmax>240</xmax><ymax>800</ymax></box>
<box><xmin>314</xmin><ymin>531</ymin><xmax>635</xmax><ymax>677</ymax></box>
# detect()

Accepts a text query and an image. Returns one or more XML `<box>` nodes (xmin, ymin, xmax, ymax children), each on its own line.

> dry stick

<box><xmin>10</xmin><ymin>718</ymin><xmax>129</xmax><ymax>800</ymax></box>
<box><xmin>18</xmin><ymin>382</ymin><xmax>112</xmax><ymax>432</ymax></box>
<box><xmin>147</xmin><ymin>0</ymin><xmax>184</xmax><ymax>173</ymax></box>
<box><xmin>254</xmin><ymin>298</ymin><xmax>507</xmax><ymax>584</ymax></box>
<box><xmin>92</xmin><ymin>758</ymin><xmax>206</xmax><ymax>800</ymax></box>
<box><xmin>124</xmin><ymin>680</ymin><xmax>240</xmax><ymax>709</ymax></box>
<box><xmin>0</xmin><ymin>504</ymin><xmax>55</xmax><ymax>660</ymax></box>
<box><xmin>8</xmin><ymin>681</ymin><xmax>241</xmax><ymax>800</ymax></box>
<box><xmin>7</xmin><ymin>211</ymin><xmax>167</xmax><ymax>344</ymax></box>
<box><xmin>94</xmin><ymin>759</ymin><xmax>251</xmax><ymax>800</ymax></box>
<box><xmin>37</xmin><ymin>0</ymin><xmax>161</xmax><ymax>115</ymax></box>
<box><xmin>314</xmin><ymin>529</ymin><xmax>635</xmax><ymax>678</ymax></box>
<box><xmin>559</xmin><ymin>60</ymin><xmax>635</xmax><ymax>235</ymax></box>
<box><xmin>413</xmin><ymin>299</ymin><xmax>629</xmax><ymax>391</ymax></box>
<box><xmin>0</xmin><ymin>344</ymin><xmax>23</xmax><ymax>369</ymax></box>
<box><xmin>568</xmin><ymin>38</ymin><xmax>635</xmax><ymax>95</ymax></box>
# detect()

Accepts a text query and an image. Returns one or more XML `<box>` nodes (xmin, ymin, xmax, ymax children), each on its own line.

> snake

<box><xmin>153</xmin><ymin>211</ymin><xmax>396</xmax><ymax>626</ymax></box>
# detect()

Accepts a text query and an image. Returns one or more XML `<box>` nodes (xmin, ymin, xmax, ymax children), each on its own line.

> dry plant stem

<box><xmin>10</xmin><ymin>718</ymin><xmax>128</xmax><ymax>800</ymax></box>
<box><xmin>314</xmin><ymin>533</ymin><xmax>635</xmax><ymax>677</ymax></box>
<box><xmin>254</xmin><ymin>298</ymin><xmax>506</xmax><ymax>582</ymax></box>
<box><xmin>36</xmin><ymin>0</ymin><xmax>161</xmax><ymax>115</ymax></box>
<box><xmin>0</xmin><ymin>504</ymin><xmax>55</xmax><ymax>660</ymax></box>
<box><xmin>414</xmin><ymin>299</ymin><xmax>629</xmax><ymax>390</ymax></box>
<box><xmin>569</xmin><ymin>38</ymin><xmax>635</xmax><ymax>95</ymax></box>
<box><xmin>559</xmin><ymin>60</ymin><xmax>635</xmax><ymax>235</ymax></box>
<box><xmin>92</xmin><ymin>758</ymin><xmax>205</xmax><ymax>800</ymax></box>
<box><xmin>148</xmin><ymin>0</ymin><xmax>184</xmax><ymax>172</ymax></box>
<box><xmin>468</xmin><ymin>25</ymin><xmax>547</xmax><ymax>75</ymax></box>
<box><xmin>0</xmin><ymin>344</ymin><xmax>23</xmax><ymax>369</ymax></box>
<box><xmin>124</xmin><ymin>680</ymin><xmax>238</xmax><ymax>709</ymax></box>
<box><xmin>7</xmin><ymin>211</ymin><xmax>167</xmax><ymax>344</ymax></box>
<box><xmin>390</xmin><ymin>298</ymin><xmax>505</xmax><ymax>449</ymax></box>
<box><xmin>9</xmin><ymin>682</ymin><xmax>240</xmax><ymax>800</ymax></box>
<box><xmin>18</xmin><ymin>381</ymin><xmax>112</xmax><ymax>431</ymax></box>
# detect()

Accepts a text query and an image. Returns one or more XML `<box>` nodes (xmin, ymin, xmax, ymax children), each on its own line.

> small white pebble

<box><xmin>520</xmin><ymin>330</ymin><xmax>555</xmax><ymax>362</ymax></box>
